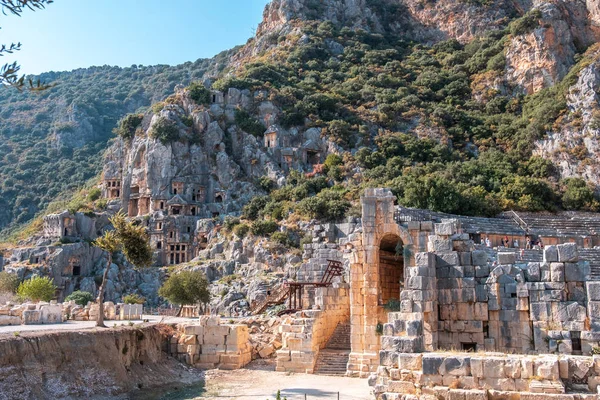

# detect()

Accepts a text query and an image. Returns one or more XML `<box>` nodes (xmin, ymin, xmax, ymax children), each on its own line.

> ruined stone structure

<box><xmin>100</xmin><ymin>86</ymin><xmax>333</xmax><ymax>267</ymax></box>
<box><xmin>171</xmin><ymin>316</ymin><xmax>252</xmax><ymax>370</ymax></box>
<box><xmin>42</xmin><ymin>210</ymin><xmax>97</xmax><ymax>241</ymax></box>
<box><xmin>274</xmin><ymin>188</ymin><xmax>600</xmax><ymax>398</ymax></box>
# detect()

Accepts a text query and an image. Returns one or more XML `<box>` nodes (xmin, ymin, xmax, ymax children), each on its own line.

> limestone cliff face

<box><xmin>4</xmin><ymin>239</ymin><xmax>163</xmax><ymax>305</ymax></box>
<box><xmin>257</xmin><ymin>0</ymin><xmax>530</xmax><ymax>43</ymax></box>
<box><xmin>505</xmin><ymin>3</ymin><xmax>576</xmax><ymax>94</ymax></box>
<box><xmin>535</xmin><ymin>50</ymin><xmax>600</xmax><ymax>188</ymax></box>
<box><xmin>102</xmin><ymin>87</ymin><xmax>331</xmax><ymax>266</ymax></box>
<box><xmin>400</xmin><ymin>0</ymin><xmax>531</xmax><ymax>43</ymax></box>
<box><xmin>0</xmin><ymin>326</ymin><xmax>198</xmax><ymax>400</ymax></box>
<box><xmin>504</xmin><ymin>1</ymin><xmax>600</xmax><ymax>94</ymax></box>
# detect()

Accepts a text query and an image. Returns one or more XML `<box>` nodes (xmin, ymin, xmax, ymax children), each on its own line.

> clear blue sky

<box><xmin>0</xmin><ymin>0</ymin><xmax>270</xmax><ymax>75</ymax></box>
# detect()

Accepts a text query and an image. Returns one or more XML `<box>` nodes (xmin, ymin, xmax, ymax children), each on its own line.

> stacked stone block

<box><xmin>276</xmin><ymin>284</ymin><xmax>350</xmax><ymax>373</ymax></box>
<box><xmin>0</xmin><ymin>301</ymin><xmax>63</xmax><ymax>325</ymax></box>
<box><xmin>372</xmin><ymin>352</ymin><xmax>600</xmax><ymax>399</ymax></box>
<box><xmin>171</xmin><ymin>316</ymin><xmax>251</xmax><ymax>370</ymax></box>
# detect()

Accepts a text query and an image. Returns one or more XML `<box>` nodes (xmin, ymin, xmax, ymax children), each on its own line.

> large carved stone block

<box><xmin>557</xmin><ymin>243</ymin><xmax>578</xmax><ymax>262</ymax></box>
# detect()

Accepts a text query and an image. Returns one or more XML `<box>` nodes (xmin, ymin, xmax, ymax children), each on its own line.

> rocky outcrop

<box><xmin>3</xmin><ymin>239</ymin><xmax>162</xmax><ymax>305</ymax></box>
<box><xmin>400</xmin><ymin>0</ymin><xmax>530</xmax><ymax>43</ymax></box>
<box><xmin>257</xmin><ymin>0</ymin><xmax>530</xmax><ymax>43</ymax></box>
<box><xmin>505</xmin><ymin>4</ymin><xmax>576</xmax><ymax>94</ymax></box>
<box><xmin>0</xmin><ymin>326</ymin><xmax>199</xmax><ymax>400</ymax></box>
<box><xmin>535</xmin><ymin>50</ymin><xmax>600</xmax><ymax>188</ymax></box>
<box><xmin>504</xmin><ymin>1</ymin><xmax>600</xmax><ymax>95</ymax></box>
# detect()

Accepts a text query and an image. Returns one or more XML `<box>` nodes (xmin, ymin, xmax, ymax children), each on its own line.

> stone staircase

<box><xmin>314</xmin><ymin>323</ymin><xmax>350</xmax><ymax>376</ymax></box>
<box><xmin>578</xmin><ymin>249</ymin><xmax>600</xmax><ymax>280</ymax></box>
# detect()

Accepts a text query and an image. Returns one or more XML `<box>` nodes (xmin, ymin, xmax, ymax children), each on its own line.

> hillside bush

<box><xmin>562</xmin><ymin>178</ymin><xmax>594</xmax><ymax>210</ymax></box>
<box><xmin>17</xmin><ymin>276</ymin><xmax>56</xmax><ymax>302</ymax></box>
<box><xmin>149</xmin><ymin>117</ymin><xmax>180</xmax><ymax>144</ymax></box>
<box><xmin>234</xmin><ymin>109</ymin><xmax>265</xmax><ymax>137</ymax></box>
<box><xmin>64</xmin><ymin>290</ymin><xmax>94</xmax><ymax>306</ymax></box>
<box><xmin>114</xmin><ymin>114</ymin><xmax>144</xmax><ymax>139</ymax></box>
<box><xmin>122</xmin><ymin>293</ymin><xmax>145</xmax><ymax>304</ymax></box>
<box><xmin>250</xmin><ymin>220</ymin><xmax>279</xmax><ymax>236</ymax></box>
<box><xmin>232</xmin><ymin>223</ymin><xmax>250</xmax><ymax>238</ymax></box>
<box><xmin>0</xmin><ymin>272</ymin><xmax>19</xmax><ymax>294</ymax></box>
<box><xmin>509</xmin><ymin>9</ymin><xmax>542</xmax><ymax>36</ymax></box>
<box><xmin>187</xmin><ymin>81</ymin><xmax>211</xmax><ymax>105</ymax></box>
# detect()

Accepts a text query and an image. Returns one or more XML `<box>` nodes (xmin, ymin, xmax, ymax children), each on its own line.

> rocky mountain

<box><xmin>0</xmin><ymin>50</ymin><xmax>234</xmax><ymax>236</ymax></box>
<box><xmin>5</xmin><ymin>0</ymin><xmax>600</xmax><ymax>312</ymax></box>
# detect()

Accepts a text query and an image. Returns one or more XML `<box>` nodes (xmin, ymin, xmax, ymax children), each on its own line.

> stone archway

<box><xmin>378</xmin><ymin>234</ymin><xmax>404</xmax><ymax>307</ymax></box>
<box><xmin>346</xmin><ymin>188</ymin><xmax>414</xmax><ymax>377</ymax></box>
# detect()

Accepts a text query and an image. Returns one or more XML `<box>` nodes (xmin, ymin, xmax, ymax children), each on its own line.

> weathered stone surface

<box><xmin>557</xmin><ymin>243</ymin><xmax>578</xmax><ymax>262</ymax></box>
<box><xmin>544</xmin><ymin>246</ymin><xmax>559</xmax><ymax>263</ymax></box>
<box><xmin>471</xmin><ymin>250</ymin><xmax>488</xmax><ymax>267</ymax></box>
<box><xmin>498</xmin><ymin>252</ymin><xmax>516</xmax><ymax>265</ymax></box>
<box><xmin>440</xmin><ymin>356</ymin><xmax>471</xmax><ymax>376</ymax></box>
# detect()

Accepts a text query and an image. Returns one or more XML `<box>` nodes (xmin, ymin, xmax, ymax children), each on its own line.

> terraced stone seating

<box><xmin>510</xmin><ymin>211</ymin><xmax>600</xmax><ymax>237</ymax></box>
<box><xmin>396</xmin><ymin>207</ymin><xmax>525</xmax><ymax>235</ymax></box>
<box><xmin>578</xmin><ymin>248</ymin><xmax>600</xmax><ymax>280</ymax></box>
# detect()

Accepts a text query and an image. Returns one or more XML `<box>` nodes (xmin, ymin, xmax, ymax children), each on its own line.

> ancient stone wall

<box><xmin>276</xmin><ymin>284</ymin><xmax>350</xmax><ymax>373</ymax></box>
<box><xmin>373</xmin><ymin>352</ymin><xmax>600</xmax><ymax>399</ymax></box>
<box><xmin>170</xmin><ymin>316</ymin><xmax>252</xmax><ymax>370</ymax></box>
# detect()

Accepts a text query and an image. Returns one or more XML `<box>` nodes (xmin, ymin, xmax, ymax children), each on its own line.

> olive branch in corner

<box><xmin>0</xmin><ymin>0</ymin><xmax>55</xmax><ymax>90</ymax></box>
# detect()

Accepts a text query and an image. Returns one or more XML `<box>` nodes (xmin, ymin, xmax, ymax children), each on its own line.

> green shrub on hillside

<box><xmin>561</xmin><ymin>178</ymin><xmax>594</xmax><ymax>210</ymax></box>
<box><xmin>509</xmin><ymin>9</ymin><xmax>542</xmax><ymax>36</ymax></box>
<box><xmin>234</xmin><ymin>109</ymin><xmax>265</xmax><ymax>137</ymax></box>
<box><xmin>250</xmin><ymin>220</ymin><xmax>279</xmax><ymax>236</ymax></box>
<box><xmin>17</xmin><ymin>276</ymin><xmax>56</xmax><ymax>302</ymax></box>
<box><xmin>65</xmin><ymin>290</ymin><xmax>94</xmax><ymax>306</ymax></box>
<box><xmin>149</xmin><ymin>117</ymin><xmax>180</xmax><ymax>144</ymax></box>
<box><xmin>123</xmin><ymin>293</ymin><xmax>145</xmax><ymax>304</ymax></box>
<box><xmin>187</xmin><ymin>81</ymin><xmax>211</xmax><ymax>105</ymax></box>
<box><xmin>0</xmin><ymin>272</ymin><xmax>19</xmax><ymax>294</ymax></box>
<box><xmin>271</xmin><ymin>231</ymin><xmax>296</xmax><ymax>247</ymax></box>
<box><xmin>233</xmin><ymin>223</ymin><xmax>250</xmax><ymax>238</ymax></box>
<box><xmin>87</xmin><ymin>187</ymin><xmax>101</xmax><ymax>202</ymax></box>
<box><xmin>114</xmin><ymin>114</ymin><xmax>144</xmax><ymax>139</ymax></box>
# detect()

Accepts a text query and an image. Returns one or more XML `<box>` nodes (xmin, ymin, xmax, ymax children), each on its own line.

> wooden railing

<box><xmin>250</xmin><ymin>285</ymin><xmax>291</xmax><ymax>315</ymax></box>
<box><xmin>250</xmin><ymin>260</ymin><xmax>345</xmax><ymax>315</ymax></box>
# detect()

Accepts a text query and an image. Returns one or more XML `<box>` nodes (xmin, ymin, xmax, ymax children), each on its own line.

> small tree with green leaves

<box><xmin>122</xmin><ymin>293</ymin><xmax>145</xmax><ymax>304</ymax></box>
<box><xmin>187</xmin><ymin>81</ymin><xmax>211</xmax><ymax>105</ymax></box>
<box><xmin>16</xmin><ymin>276</ymin><xmax>56</xmax><ymax>302</ymax></box>
<box><xmin>93</xmin><ymin>212</ymin><xmax>153</xmax><ymax>327</ymax></box>
<box><xmin>1</xmin><ymin>0</ymin><xmax>54</xmax><ymax>90</ymax></box>
<box><xmin>64</xmin><ymin>290</ymin><xmax>94</xmax><ymax>306</ymax></box>
<box><xmin>158</xmin><ymin>270</ymin><xmax>211</xmax><ymax>316</ymax></box>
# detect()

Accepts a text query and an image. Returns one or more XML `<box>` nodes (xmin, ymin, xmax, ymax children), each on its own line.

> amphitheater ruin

<box><xmin>3</xmin><ymin>187</ymin><xmax>600</xmax><ymax>399</ymax></box>
<box><xmin>265</xmin><ymin>188</ymin><xmax>600</xmax><ymax>399</ymax></box>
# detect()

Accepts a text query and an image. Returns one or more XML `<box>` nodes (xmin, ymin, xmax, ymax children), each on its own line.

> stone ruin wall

<box><xmin>363</xmin><ymin>188</ymin><xmax>600</xmax><ymax>398</ymax></box>
<box><xmin>373</xmin><ymin>352</ymin><xmax>600</xmax><ymax>399</ymax></box>
<box><xmin>0</xmin><ymin>301</ymin><xmax>143</xmax><ymax>326</ymax></box>
<box><xmin>276</xmin><ymin>284</ymin><xmax>350</xmax><ymax>373</ymax></box>
<box><xmin>169</xmin><ymin>316</ymin><xmax>252</xmax><ymax>370</ymax></box>
<box><xmin>272</xmin><ymin>188</ymin><xmax>600</xmax><ymax>398</ymax></box>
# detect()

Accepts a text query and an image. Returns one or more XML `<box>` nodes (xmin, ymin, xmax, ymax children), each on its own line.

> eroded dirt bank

<box><xmin>0</xmin><ymin>325</ymin><xmax>201</xmax><ymax>400</ymax></box>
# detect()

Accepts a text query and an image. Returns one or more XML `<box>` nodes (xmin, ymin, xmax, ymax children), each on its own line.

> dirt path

<box><xmin>202</xmin><ymin>366</ymin><xmax>372</xmax><ymax>400</ymax></box>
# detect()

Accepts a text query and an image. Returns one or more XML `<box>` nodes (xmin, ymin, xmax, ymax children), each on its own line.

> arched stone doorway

<box><xmin>346</xmin><ymin>188</ymin><xmax>415</xmax><ymax>377</ymax></box>
<box><xmin>378</xmin><ymin>234</ymin><xmax>404</xmax><ymax>307</ymax></box>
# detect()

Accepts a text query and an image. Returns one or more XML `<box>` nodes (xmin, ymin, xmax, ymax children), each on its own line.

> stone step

<box><xmin>314</xmin><ymin>349</ymin><xmax>350</xmax><ymax>376</ymax></box>
<box><xmin>324</xmin><ymin>322</ymin><xmax>351</xmax><ymax>351</ymax></box>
